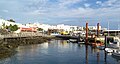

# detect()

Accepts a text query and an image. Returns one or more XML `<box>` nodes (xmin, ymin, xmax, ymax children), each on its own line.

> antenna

<box><xmin>118</xmin><ymin>24</ymin><xmax>119</xmax><ymax>36</ymax></box>
<box><xmin>108</xmin><ymin>21</ymin><xmax>109</xmax><ymax>36</ymax></box>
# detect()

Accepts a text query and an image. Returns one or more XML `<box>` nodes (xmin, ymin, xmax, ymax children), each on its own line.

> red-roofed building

<box><xmin>20</xmin><ymin>27</ymin><xmax>37</xmax><ymax>32</ymax></box>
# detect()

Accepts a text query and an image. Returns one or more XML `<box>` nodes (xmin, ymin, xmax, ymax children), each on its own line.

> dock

<box><xmin>0</xmin><ymin>32</ymin><xmax>52</xmax><ymax>39</ymax></box>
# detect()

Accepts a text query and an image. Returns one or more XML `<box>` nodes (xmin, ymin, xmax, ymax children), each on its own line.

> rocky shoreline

<box><xmin>0</xmin><ymin>36</ymin><xmax>56</xmax><ymax>59</ymax></box>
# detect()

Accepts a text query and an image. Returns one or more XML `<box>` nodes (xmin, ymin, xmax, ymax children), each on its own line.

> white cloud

<box><xmin>84</xmin><ymin>3</ymin><xmax>90</xmax><ymax>8</ymax></box>
<box><xmin>27</xmin><ymin>0</ymin><xmax>119</xmax><ymax>19</ymax></box>
<box><xmin>1</xmin><ymin>0</ymin><xmax>120</xmax><ymax>25</ymax></box>
<box><xmin>27</xmin><ymin>10</ymin><xmax>47</xmax><ymax>16</ymax></box>
<box><xmin>27</xmin><ymin>3</ymin><xmax>120</xmax><ymax>19</ymax></box>
<box><xmin>59</xmin><ymin>0</ymin><xmax>84</xmax><ymax>8</ymax></box>
<box><xmin>100</xmin><ymin>0</ymin><xmax>119</xmax><ymax>7</ymax></box>
<box><xmin>96</xmin><ymin>1</ymin><xmax>102</xmax><ymax>5</ymax></box>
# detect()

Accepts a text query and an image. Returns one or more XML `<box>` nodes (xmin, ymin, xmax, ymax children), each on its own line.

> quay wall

<box><xmin>0</xmin><ymin>32</ymin><xmax>52</xmax><ymax>39</ymax></box>
<box><xmin>0</xmin><ymin>32</ymin><xmax>55</xmax><ymax>57</ymax></box>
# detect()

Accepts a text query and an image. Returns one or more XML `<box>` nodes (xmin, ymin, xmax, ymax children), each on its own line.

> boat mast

<box><xmin>108</xmin><ymin>21</ymin><xmax>109</xmax><ymax>36</ymax></box>
<box><xmin>118</xmin><ymin>23</ymin><xmax>119</xmax><ymax>36</ymax></box>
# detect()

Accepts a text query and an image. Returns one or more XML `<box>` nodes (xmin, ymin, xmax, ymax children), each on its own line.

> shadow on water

<box><xmin>0</xmin><ymin>41</ymin><xmax>17</xmax><ymax>60</ymax></box>
<box><xmin>0</xmin><ymin>50</ymin><xmax>16</xmax><ymax>60</ymax></box>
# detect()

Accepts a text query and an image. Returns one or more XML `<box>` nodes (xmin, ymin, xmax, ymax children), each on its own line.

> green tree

<box><xmin>83</xmin><ymin>27</ymin><xmax>89</xmax><ymax>30</ymax></box>
<box><xmin>37</xmin><ymin>28</ymin><xmax>43</xmax><ymax>31</ymax></box>
<box><xmin>10</xmin><ymin>24</ymin><xmax>19</xmax><ymax>31</ymax></box>
<box><xmin>7</xmin><ymin>19</ymin><xmax>15</xmax><ymax>22</ymax></box>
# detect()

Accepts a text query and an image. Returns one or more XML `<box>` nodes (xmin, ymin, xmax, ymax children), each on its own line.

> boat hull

<box><xmin>112</xmin><ymin>52</ymin><xmax>120</xmax><ymax>60</ymax></box>
<box><xmin>105</xmin><ymin>48</ymin><xmax>114</xmax><ymax>53</ymax></box>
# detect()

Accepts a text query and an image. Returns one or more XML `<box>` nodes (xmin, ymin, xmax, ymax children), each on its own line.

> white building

<box><xmin>88</xmin><ymin>26</ymin><xmax>102</xmax><ymax>30</ymax></box>
<box><xmin>0</xmin><ymin>19</ymin><xmax>82</xmax><ymax>33</ymax></box>
<box><xmin>0</xmin><ymin>19</ymin><xmax>24</xmax><ymax>28</ymax></box>
<box><xmin>26</xmin><ymin>23</ymin><xmax>81</xmax><ymax>32</ymax></box>
<box><xmin>37</xmin><ymin>24</ymin><xmax>51</xmax><ymax>31</ymax></box>
<box><xmin>56</xmin><ymin>24</ymin><xmax>81</xmax><ymax>32</ymax></box>
<box><xmin>0</xmin><ymin>19</ymin><xmax>33</xmax><ymax>33</ymax></box>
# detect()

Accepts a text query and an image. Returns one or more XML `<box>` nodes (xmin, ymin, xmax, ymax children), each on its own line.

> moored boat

<box><xmin>112</xmin><ymin>50</ymin><xmax>120</xmax><ymax>60</ymax></box>
<box><xmin>78</xmin><ymin>41</ymin><xmax>85</xmax><ymax>44</ymax></box>
<box><xmin>105</xmin><ymin>36</ymin><xmax>120</xmax><ymax>53</ymax></box>
<box><xmin>69</xmin><ymin>39</ymin><xmax>78</xmax><ymax>43</ymax></box>
<box><xmin>105</xmin><ymin>48</ymin><xmax>114</xmax><ymax>53</ymax></box>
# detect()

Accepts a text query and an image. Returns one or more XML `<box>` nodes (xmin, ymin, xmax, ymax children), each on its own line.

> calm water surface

<box><xmin>0</xmin><ymin>40</ymin><xmax>119</xmax><ymax>64</ymax></box>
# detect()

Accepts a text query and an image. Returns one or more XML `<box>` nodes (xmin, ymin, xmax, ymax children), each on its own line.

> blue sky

<box><xmin>0</xmin><ymin>0</ymin><xmax>120</xmax><ymax>29</ymax></box>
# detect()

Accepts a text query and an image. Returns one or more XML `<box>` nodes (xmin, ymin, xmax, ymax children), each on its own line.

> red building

<box><xmin>20</xmin><ymin>27</ymin><xmax>37</xmax><ymax>32</ymax></box>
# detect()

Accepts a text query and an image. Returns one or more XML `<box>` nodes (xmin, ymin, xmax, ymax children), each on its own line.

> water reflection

<box><xmin>97</xmin><ymin>51</ymin><xmax>100</xmax><ymax>64</ymax></box>
<box><xmin>112</xmin><ymin>54</ymin><xmax>120</xmax><ymax>64</ymax></box>
<box><xmin>16</xmin><ymin>42</ymin><xmax>49</xmax><ymax>62</ymax></box>
<box><xmin>104</xmin><ymin>50</ymin><xmax>107</xmax><ymax>64</ymax></box>
<box><xmin>0</xmin><ymin>50</ymin><xmax>16</xmax><ymax>60</ymax></box>
<box><xmin>85</xmin><ymin>45</ymin><xmax>88</xmax><ymax>64</ymax></box>
<box><xmin>84</xmin><ymin>44</ymin><xmax>117</xmax><ymax>64</ymax></box>
<box><xmin>0</xmin><ymin>40</ymin><xmax>118</xmax><ymax>64</ymax></box>
<box><xmin>59</xmin><ymin>40</ymin><xmax>68</xmax><ymax>48</ymax></box>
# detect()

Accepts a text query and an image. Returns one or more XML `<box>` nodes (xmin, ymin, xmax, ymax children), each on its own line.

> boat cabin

<box><xmin>107</xmin><ymin>37</ymin><xmax>120</xmax><ymax>48</ymax></box>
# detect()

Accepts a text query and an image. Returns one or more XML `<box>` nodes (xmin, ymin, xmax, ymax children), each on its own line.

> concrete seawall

<box><xmin>0</xmin><ymin>32</ymin><xmax>52</xmax><ymax>39</ymax></box>
<box><xmin>0</xmin><ymin>32</ymin><xmax>55</xmax><ymax>58</ymax></box>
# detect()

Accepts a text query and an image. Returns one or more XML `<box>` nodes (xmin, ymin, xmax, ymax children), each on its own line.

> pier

<box><xmin>0</xmin><ymin>32</ymin><xmax>52</xmax><ymax>39</ymax></box>
<box><xmin>55</xmin><ymin>35</ymin><xmax>80</xmax><ymax>39</ymax></box>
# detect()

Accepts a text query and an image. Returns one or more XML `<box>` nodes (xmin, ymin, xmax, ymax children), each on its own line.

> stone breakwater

<box><xmin>0</xmin><ymin>36</ymin><xmax>55</xmax><ymax>59</ymax></box>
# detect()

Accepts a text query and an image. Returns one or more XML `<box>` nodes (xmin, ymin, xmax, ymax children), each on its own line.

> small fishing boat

<box><xmin>108</xmin><ymin>37</ymin><xmax>120</xmax><ymax>48</ymax></box>
<box><xmin>105</xmin><ymin>37</ymin><xmax>120</xmax><ymax>53</ymax></box>
<box><xmin>69</xmin><ymin>39</ymin><xmax>78</xmax><ymax>43</ymax></box>
<box><xmin>67</xmin><ymin>40</ymin><xmax>70</xmax><ymax>43</ymax></box>
<box><xmin>78</xmin><ymin>41</ymin><xmax>85</xmax><ymax>44</ymax></box>
<box><xmin>112</xmin><ymin>50</ymin><xmax>120</xmax><ymax>56</ymax></box>
<box><xmin>112</xmin><ymin>50</ymin><xmax>120</xmax><ymax>60</ymax></box>
<box><xmin>105</xmin><ymin>48</ymin><xmax>114</xmax><ymax>53</ymax></box>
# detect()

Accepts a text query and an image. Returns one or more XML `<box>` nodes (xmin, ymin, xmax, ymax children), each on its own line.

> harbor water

<box><xmin>0</xmin><ymin>40</ymin><xmax>119</xmax><ymax>64</ymax></box>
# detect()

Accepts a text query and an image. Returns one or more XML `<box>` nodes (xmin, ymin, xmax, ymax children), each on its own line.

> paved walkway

<box><xmin>0</xmin><ymin>32</ymin><xmax>51</xmax><ymax>39</ymax></box>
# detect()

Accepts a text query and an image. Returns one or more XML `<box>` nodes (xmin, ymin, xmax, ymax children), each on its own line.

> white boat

<box><xmin>105</xmin><ymin>48</ymin><xmax>114</xmax><ymax>53</ymax></box>
<box><xmin>69</xmin><ymin>39</ymin><xmax>78</xmax><ymax>43</ymax></box>
<box><xmin>112</xmin><ymin>50</ymin><xmax>120</xmax><ymax>60</ymax></box>
<box><xmin>50</xmin><ymin>33</ymin><xmax>61</xmax><ymax>36</ymax></box>
<box><xmin>108</xmin><ymin>37</ymin><xmax>120</xmax><ymax>48</ymax></box>
<box><xmin>112</xmin><ymin>50</ymin><xmax>120</xmax><ymax>56</ymax></box>
<box><xmin>67</xmin><ymin>40</ymin><xmax>70</xmax><ymax>43</ymax></box>
<box><xmin>105</xmin><ymin>36</ymin><xmax>120</xmax><ymax>53</ymax></box>
<box><xmin>78</xmin><ymin>42</ymin><xmax>84</xmax><ymax>44</ymax></box>
<box><xmin>77</xmin><ymin>38</ymin><xmax>85</xmax><ymax>44</ymax></box>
